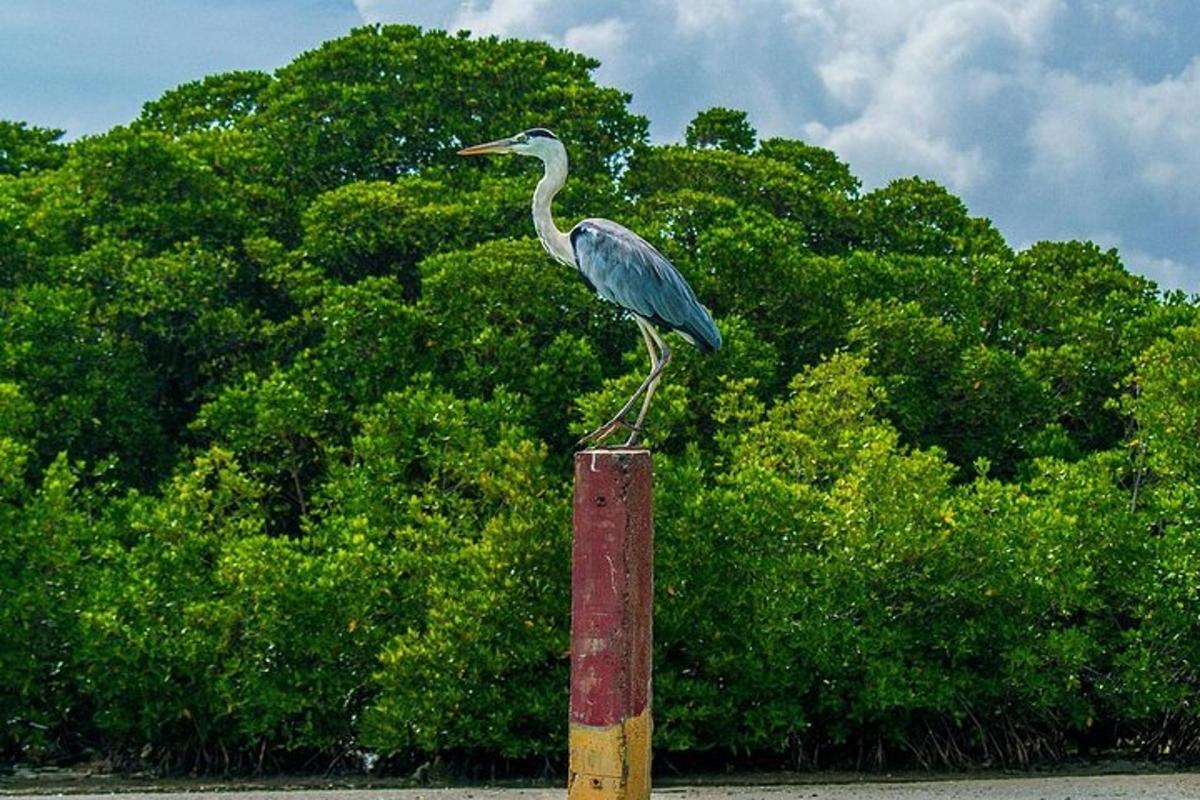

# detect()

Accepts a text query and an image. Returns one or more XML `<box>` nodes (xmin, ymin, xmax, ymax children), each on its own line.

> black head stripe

<box><xmin>524</xmin><ymin>128</ymin><xmax>559</xmax><ymax>140</ymax></box>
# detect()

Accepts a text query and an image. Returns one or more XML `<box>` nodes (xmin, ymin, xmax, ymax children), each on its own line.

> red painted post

<box><xmin>569</xmin><ymin>448</ymin><xmax>653</xmax><ymax>800</ymax></box>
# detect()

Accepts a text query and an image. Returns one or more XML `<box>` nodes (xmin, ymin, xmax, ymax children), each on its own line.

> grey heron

<box><xmin>457</xmin><ymin>128</ymin><xmax>722</xmax><ymax>447</ymax></box>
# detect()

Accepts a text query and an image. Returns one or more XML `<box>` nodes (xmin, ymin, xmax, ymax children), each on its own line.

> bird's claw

<box><xmin>577</xmin><ymin>417</ymin><xmax>643</xmax><ymax>450</ymax></box>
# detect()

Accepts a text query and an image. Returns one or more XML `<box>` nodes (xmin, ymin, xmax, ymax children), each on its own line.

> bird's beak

<box><xmin>457</xmin><ymin>137</ymin><xmax>517</xmax><ymax>156</ymax></box>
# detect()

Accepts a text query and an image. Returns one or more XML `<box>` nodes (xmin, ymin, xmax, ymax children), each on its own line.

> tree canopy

<box><xmin>2</xmin><ymin>23</ymin><xmax>1199</xmax><ymax>774</ymax></box>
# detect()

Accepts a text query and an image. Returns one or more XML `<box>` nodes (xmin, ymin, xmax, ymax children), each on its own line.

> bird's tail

<box><xmin>685</xmin><ymin>307</ymin><xmax>722</xmax><ymax>353</ymax></box>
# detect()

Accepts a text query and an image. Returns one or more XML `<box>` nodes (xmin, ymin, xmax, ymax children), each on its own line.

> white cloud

<box><xmin>564</xmin><ymin>18</ymin><xmax>634</xmax><ymax>80</ymax></box>
<box><xmin>345</xmin><ymin>0</ymin><xmax>1200</xmax><ymax>291</ymax></box>
<box><xmin>351</xmin><ymin>0</ymin><xmax>384</xmax><ymax>23</ymax></box>
<box><xmin>353</xmin><ymin>1</ymin><xmax>460</xmax><ymax>29</ymax></box>
<box><xmin>1125</xmin><ymin>249</ymin><xmax>1192</xmax><ymax>291</ymax></box>
<box><xmin>669</xmin><ymin>0</ymin><xmax>742</xmax><ymax>36</ymax></box>
<box><xmin>1108</xmin><ymin>2</ymin><xmax>1168</xmax><ymax>39</ymax></box>
<box><xmin>793</xmin><ymin>1</ymin><xmax>1061</xmax><ymax>192</ymax></box>
<box><xmin>1030</xmin><ymin>58</ymin><xmax>1200</xmax><ymax>212</ymax></box>
<box><xmin>816</xmin><ymin>49</ymin><xmax>883</xmax><ymax>108</ymax></box>
<box><xmin>564</xmin><ymin>18</ymin><xmax>631</xmax><ymax>58</ymax></box>
<box><xmin>449</xmin><ymin>0</ymin><xmax>554</xmax><ymax>38</ymax></box>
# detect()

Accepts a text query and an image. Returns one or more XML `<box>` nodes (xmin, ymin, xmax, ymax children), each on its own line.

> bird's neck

<box><xmin>533</xmin><ymin>149</ymin><xmax>575</xmax><ymax>266</ymax></box>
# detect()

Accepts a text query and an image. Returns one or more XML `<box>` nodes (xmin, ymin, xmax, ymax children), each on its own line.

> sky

<box><xmin>2</xmin><ymin>1</ymin><xmax>1198</xmax><ymax>292</ymax></box>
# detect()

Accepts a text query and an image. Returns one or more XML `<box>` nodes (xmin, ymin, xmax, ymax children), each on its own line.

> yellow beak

<box><xmin>457</xmin><ymin>137</ymin><xmax>517</xmax><ymax>156</ymax></box>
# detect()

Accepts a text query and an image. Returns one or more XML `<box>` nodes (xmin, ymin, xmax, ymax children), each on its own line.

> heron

<box><xmin>457</xmin><ymin>127</ymin><xmax>722</xmax><ymax>448</ymax></box>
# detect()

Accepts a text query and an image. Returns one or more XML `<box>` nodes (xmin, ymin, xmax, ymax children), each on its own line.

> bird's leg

<box><xmin>576</xmin><ymin>318</ymin><xmax>663</xmax><ymax>448</ymax></box>
<box><xmin>576</xmin><ymin>372</ymin><xmax>655</xmax><ymax>447</ymax></box>
<box><xmin>638</xmin><ymin>316</ymin><xmax>658</xmax><ymax>371</ymax></box>
<box><xmin>626</xmin><ymin>318</ymin><xmax>662</xmax><ymax>440</ymax></box>
<box><xmin>624</xmin><ymin>335</ymin><xmax>671</xmax><ymax>447</ymax></box>
<box><xmin>576</xmin><ymin>323</ymin><xmax>659</xmax><ymax>447</ymax></box>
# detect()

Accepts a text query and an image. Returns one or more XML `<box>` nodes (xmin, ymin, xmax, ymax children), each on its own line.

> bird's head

<box><xmin>457</xmin><ymin>128</ymin><xmax>563</xmax><ymax>160</ymax></box>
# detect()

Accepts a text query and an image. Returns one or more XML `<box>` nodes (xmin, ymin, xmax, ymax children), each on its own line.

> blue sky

<box><xmin>2</xmin><ymin>1</ymin><xmax>1198</xmax><ymax>291</ymax></box>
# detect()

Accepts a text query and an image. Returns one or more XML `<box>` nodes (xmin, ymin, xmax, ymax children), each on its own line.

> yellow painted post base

<box><xmin>567</xmin><ymin>707</ymin><xmax>651</xmax><ymax>800</ymax></box>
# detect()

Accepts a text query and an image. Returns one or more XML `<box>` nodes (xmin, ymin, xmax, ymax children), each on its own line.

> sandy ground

<box><xmin>3</xmin><ymin>773</ymin><xmax>1200</xmax><ymax>800</ymax></box>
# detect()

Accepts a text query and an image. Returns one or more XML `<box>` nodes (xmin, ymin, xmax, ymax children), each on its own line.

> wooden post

<box><xmin>569</xmin><ymin>448</ymin><xmax>653</xmax><ymax>800</ymax></box>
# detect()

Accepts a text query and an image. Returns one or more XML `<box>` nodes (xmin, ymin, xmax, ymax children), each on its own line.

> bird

<box><xmin>457</xmin><ymin>127</ymin><xmax>722</xmax><ymax>448</ymax></box>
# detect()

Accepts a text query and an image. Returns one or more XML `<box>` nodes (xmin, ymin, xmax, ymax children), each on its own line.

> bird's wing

<box><xmin>570</xmin><ymin>218</ymin><xmax>722</xmax><ymax>352</ymax></box>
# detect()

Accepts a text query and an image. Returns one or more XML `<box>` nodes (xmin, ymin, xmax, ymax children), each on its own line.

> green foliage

<box><xmin>848</xmin><ymin>298</ymin><xmax>960</xmax><ymax>443</ymax></box>
<box><xmin>1115</xmin><ymin>325</ymin><xmax>1200</xmax><ymax>723</ymax></box>
<box><xmin>755</xmin><ymin>137</ymin><xmax>860</xmax><ymax>197</ymax></box>
<box><xmin>0</xmin><ymin>120</ymin><xmax>66</xmax><ymax>175</ymax></box>
<box><xmin>344</xmin><ymin>385</ymin><xmax>568</xmax><ymax>756</ymax></box>
<box><xmin>302</xmin><ymin>180</ymin><xmax>446</xmax><ymax>289</ymax></box>
<box><xmin>79</xmin><ymin>449</ymin><xmax>268</xmax><ymax>751</ymax></box>
<box><xmin>625</xmin><ymin>144</ymin><xmax>857</xmax><ymax>253</ymax></box>
<box><xmin>137</xmin><ymin>71</ymin><xmax>273</xmax><ymax>135</ymax></box>
<box><xmin>417</xmin><ymin>238</ymin><xmax>620</xmax><ymax>449</ymax></box>
<box><xmin>68</xmin><ymin>128</ymin><xmax>258</xmax><ymax>252</ymax></box>
<box><xmin>249</xmin><ymin>25</ymin><xmax>646</xmax><ymax>196</ymax></box>
<box><xmin>686</xmin><ymin>107</ymin><xmax>757</xmax><ymax>154</ymax></box>
<box><xmin>3</xmin><ymin>27</ymin><xmax>1199</xmax><ymax>772</ymax></box>
<box><xmin>1127</xmin><ymin>323</ymin><xmax>1200</xmax><ymax>481</ymax></box>
<box><xmin>0</xmin><ymin>283</ymin><xmax>171</xmax><ymax>485</ymax></box>
<box><xmin>857</xmin><ymin>177</ymin><xmax>1009</xmax><ymax>259</ymax></box>
<box><xmin>0</xmin><ymin>456</ymin><xmax>89</xmax><ymax>758</ymax></box>
<box><xmin>298</xmin><ymin>175</ymin><xmax>548</xmax><ymax>291</ymax></box>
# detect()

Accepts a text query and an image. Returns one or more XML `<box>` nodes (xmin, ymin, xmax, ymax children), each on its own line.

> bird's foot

<box><xmin>621</xmin><ymin>424</ymin><xmax>646</xmax><ymax>448</ymax></box>
<box><xmin>576</xmin><ymin>417</ymin><xmax>642</xmax><ymax>450</ymax></box>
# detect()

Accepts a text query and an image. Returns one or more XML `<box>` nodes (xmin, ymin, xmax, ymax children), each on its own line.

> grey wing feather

<box><xmin>569</xmin><ymin>218</ymin><xmax>722</xmax><ymax>353</ymax></box>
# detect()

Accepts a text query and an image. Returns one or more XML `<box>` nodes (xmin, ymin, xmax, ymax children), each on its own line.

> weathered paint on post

<box><xmin>569</xmin><ymin>448</ymin><xmax>653</xmax><ymax>800</ymax></box>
